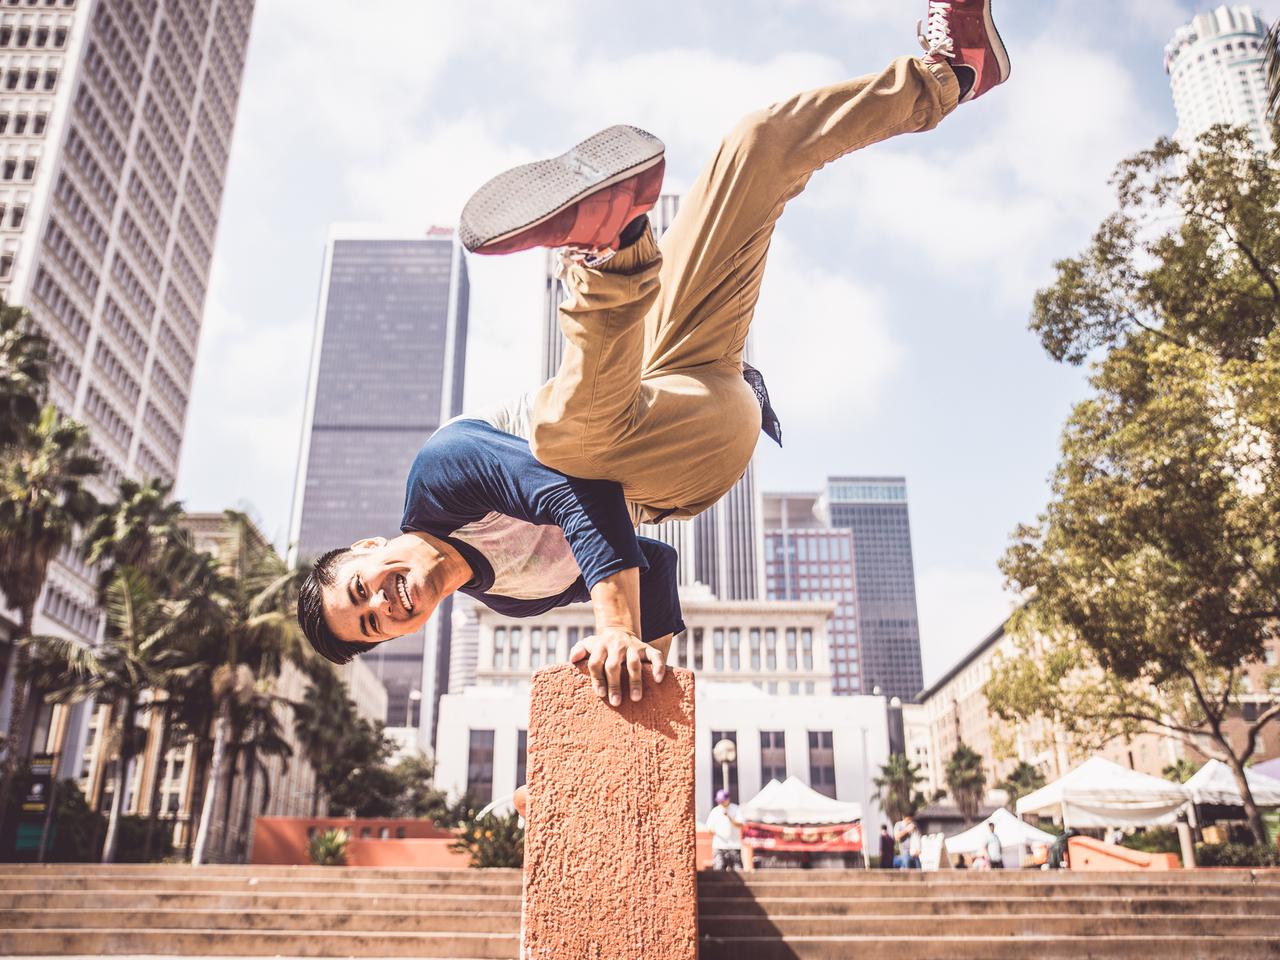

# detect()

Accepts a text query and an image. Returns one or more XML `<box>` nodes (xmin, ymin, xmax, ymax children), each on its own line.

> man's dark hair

<box><xmin>297</xmin><ymin>547</ymin><xmax>380</xmax><ymax>665</ymax></box>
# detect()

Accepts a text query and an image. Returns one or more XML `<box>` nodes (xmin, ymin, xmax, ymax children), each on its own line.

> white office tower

<box><xmin>1165</xmin><ymin>5</ymin><xmax>1273</xmax><ymax>152</ymax></box>
<box><xmin>0</xmin><ymin>0</ymin><xmax>254</xmax><ymax>768</ymax></box>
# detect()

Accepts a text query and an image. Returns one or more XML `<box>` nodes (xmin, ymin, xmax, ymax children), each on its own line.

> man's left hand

<box><xmin>570</xmin><ymin>626</ymin><xmax>666</xmax><ymax>706</ymax></box>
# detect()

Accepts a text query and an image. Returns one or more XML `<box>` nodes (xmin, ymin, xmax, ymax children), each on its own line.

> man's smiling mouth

<box><xmin>395</xmin><ymin>573</ymin><xmax>413</xmax><ymax>615</ymax></box>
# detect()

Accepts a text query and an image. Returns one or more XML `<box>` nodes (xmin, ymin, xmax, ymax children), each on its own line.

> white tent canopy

<box><xmin>946</xmin><ymin>807</ymin><xmax>1057</xmax><ymax>858</ymax></box>
<box><xmin>1185</xmin><ymin>759</ymin><xmax>1280</xmax><ymax>807</ymax></box>
<box><xmin>1015</xmin><ymin>756</ymin><xmax>1190</xmax><ymax>828</ymax></box>
<box><xmin>740</xmin><ymin>776</ymin><xmax>862</xmax><ymax>825</ymax></box>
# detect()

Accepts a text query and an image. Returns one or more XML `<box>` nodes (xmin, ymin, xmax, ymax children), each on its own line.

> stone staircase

<box><xmin>1</xmin><ymin>864</ymin><xmax>1278</xmax><ymax>958</ymax></box>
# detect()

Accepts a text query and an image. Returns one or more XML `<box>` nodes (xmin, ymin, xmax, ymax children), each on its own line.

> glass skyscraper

<box><xmin>290</xmin><ymin>228</ymin><xmax>468</xmax><ymax>739</ymax></box>
<box><xmin>825</xmin><ymin>477</ymin><xmax>923</xmax><ymax>700</ymax></box>
<box><xmin>764</xmin><ymin>492</ymin><xmax>861</xmax><ymax>694</ymax></box>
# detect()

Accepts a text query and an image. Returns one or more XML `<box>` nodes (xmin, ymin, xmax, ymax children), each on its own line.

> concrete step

<box><xmin>697</xmin><ymin>936</ymin><xmax>1280</xmax><ymax>960</ymax></box>
<box><xmin>0</xmin><ymin>866</ymin><xmax>521</xmax><ymax>881</ymax></box>
<box><xmin>0</xmin><ymin>930</ymin><xmax>520</xmax><ymax>959</ymax></box>
<box><xmin>0</xmin><ymin>910</ymin><xmax>521</xmax><ymax>934</ymax></box>
<box><xmin>695</xmin><ymin>879</ymin><xmax>1280</xmax><ymax>899</ymax></box>
<box><xmin>696</xmin><ymin>894</ymin><xmax>1277</xmax><ymax>917</ymax></box>
<box><xmin>698</xmin><ymin>868</ymin><xmax>1280</xmax><ymax>883</ymax></box>
<box><xmin>0</xmin><ymin>892</ymin><xmax>524</xmax><ymax>913</ymax></box>
<box><xmin>0</xmin><ymin>877</ymin><xmax>524</xmax><ymax>896</ymax></box>
<box><xmin>697</xmin><ymin>914</ymin><xmax>1280</xmax><ymax>937</ymax></box>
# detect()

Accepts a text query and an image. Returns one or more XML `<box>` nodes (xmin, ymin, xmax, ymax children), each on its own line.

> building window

<box><xmin>33</xmin><ymin>113</ymin><xmax>45</xmax><ymax>134</ymax></box>
<box><xmin>492</xmin><ymin>628</ymin><xmax>505</xmax><ymax>669</ymax></box>
<box><xmin>786</xmin><ymin>629</ymin><xmax>798</xmax><ymax>671</ymax></box>
<box><xmin>802</xmin><ymin>629</ymin><xmax>814</xmax><ymax>671</ymax></box>
<box><xmin>729</xmin><ymin>629</ymin><xmax>740</xmax><ymax>671</ymax></box>
<box><xmin>0</xmin><ymin>254</ymin><xmax>13</xmax><ymax>278</ymax></box>
<box><xmin>530</xmin><ymin>627</ymin><xmax>542</xmax><ymax>670</ymax></box>
<box><xmin>713</xmin><ymin>628</ymin><xmax>724</xmax><ymax>671</ymax></box>
<box><xmin>515</xmin><ymin>729</ymin><xmax>527</xmax><ymax>788</ymax></box>
<box><xmin>693</xmin><ymin>627</ymin><xmax>704</xmax><ymax>671</ymax></box>
<box><xmin>710</xmin><ymin>729</ymin><xmax>739</xmax><ymax>804</ymax></box>
<box><xmin>508</xmin><ymin>627</ymin><xmax>521</xmax><ymax>669</ymax></box>
<box><xmin>808</xmin><ymin>730</ymin><xmax>836</xmax><ymax>799</ymax></box>
<box><xmin>546</xmin><ymin>627</ymin><xmax>559</xmax><ymax>664</ymax></box>
<box><xmin>749</xmin><ymin>628</ymin><xmax>761</xmax><ymax>671</ymax></box>
<box><xmin>765</xmin><ymin>629</ymin><xmax>777</xmax><ymax>671</ymax></box>
<box><xmin>466</xmin><ymin>730</ymin><xmax>495</xmax><ymax>805</ymax></box>
<box><xmin>760</xmin><ymin>730</ymin><xmax>786</xmax><ymax>784</ymax></box>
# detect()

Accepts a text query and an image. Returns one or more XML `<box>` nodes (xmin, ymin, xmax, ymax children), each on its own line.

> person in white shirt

<box><xmin>706</xmin><ymin>789</ymin><xmax>744</xmax><ymax>870</ymax></box>
<box><xmin>985</xmin><ymin>821</ymin><xmax>1005</xmax><ymax>869</ymax></box>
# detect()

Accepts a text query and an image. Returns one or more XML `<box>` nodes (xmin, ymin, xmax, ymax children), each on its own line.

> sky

<box><xmin>174</xmin><ymin>0</ymin><xmax>1226</xmax><ymax>687</ymax></box>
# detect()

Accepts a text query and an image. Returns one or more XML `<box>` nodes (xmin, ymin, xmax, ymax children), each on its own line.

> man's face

<box><xmin>321</xmin><ymin>535</ymin><xmax>441</xmax><ymax>644</ymax></box>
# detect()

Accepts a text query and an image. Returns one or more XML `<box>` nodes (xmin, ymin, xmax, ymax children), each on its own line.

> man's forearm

<box><xmin>590</xmin><ymin>567</ymin><xmax>642</xmax><ymax>637</ymax></box>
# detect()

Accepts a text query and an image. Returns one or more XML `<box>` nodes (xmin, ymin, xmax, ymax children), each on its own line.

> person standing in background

<box><xmin>707</xmin><ymin>789</ymin><xmax>744</xmax><ymax>870</ymax></box>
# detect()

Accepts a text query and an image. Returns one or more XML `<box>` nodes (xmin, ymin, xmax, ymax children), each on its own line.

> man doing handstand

<box><xmin>296</xmin><ymin>2</ymin><xmax>1010</xmax><ymax>708</ymax></box>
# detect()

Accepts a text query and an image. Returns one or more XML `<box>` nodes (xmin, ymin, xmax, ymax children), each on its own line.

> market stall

<box><xmin>738</xmin><ymin>777</ymin><xmax>864</xmax><ymax>866</ymax></box>
<box><xmin>945</xmin><ymin>807</ymin><xmax>1057</xmax><ymax>868</ymax></box>
<box><xmin>1015</xmin><ymin>756</ymin><xmax>1190</xmax><ymax>828</ymax></box>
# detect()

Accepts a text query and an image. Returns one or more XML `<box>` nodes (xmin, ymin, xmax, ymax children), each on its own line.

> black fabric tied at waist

<box><xmin>743</xmin><ymin>362</ymin><xmax>782</xmax><ymax>447</ymax></box>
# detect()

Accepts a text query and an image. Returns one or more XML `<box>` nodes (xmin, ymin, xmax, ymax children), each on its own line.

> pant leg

<box><xmin>528</xmin><ymin>230</ymin><xmax>662</xmax><ymax>481</ymax></box>
<box><xmin>644</xmin><ymin>55</ymin><xmax>959</xmax><ymax>374</ymax></box>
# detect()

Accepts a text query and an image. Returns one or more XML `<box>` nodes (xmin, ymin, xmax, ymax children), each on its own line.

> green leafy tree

<box><xmin>944</xmin><ymin>743</ymin><xmax>988</xmax><ymax>825</ymax></box>
<box><xmin>0</xmin><ymin>302</ymin><xmax>48</xmax><ymax>446</ymax></box>
<box><xmin>996</xmin><ymin>761</ymin><xmax>1047</xmax><ymax>808</ymax></box>
<box><xmin>23</xmin><ymin>567</ymin><xmax>191</xmax><ymax>862</ymax></box>
<box><xmin>1002</xmin><ymin>127</ymin><xmax>1280</xmax><ymax>845</ymax></box>
<box><xmin>0</xmin><ymin>407</ymin><xmax>99</xmax><ymax>842</ymax></box>
<box><xmin>873</xmin><ymin>754</ymin><xmax>927</xmax><ymax>825</ymax></box>
<box><xmin>1163</xmin><ymin>758</ymin><xmax>1202</xmax><ymax>784</ymax></box>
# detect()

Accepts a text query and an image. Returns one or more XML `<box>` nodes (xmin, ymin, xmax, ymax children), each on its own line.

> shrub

<box><xmin>1119</xmin><ymin>828</ymin><xmax>1181</xmax><ymax>855</ymax></box>
<box><xmin>1195</xmin><ymin>842</ymin><xmax>1280</xmax><ymax>867</ymax></box>
<box><xmin>450</xmin><ymin>811</ymin><xmax>524</xmax><ymax>868</ymax></box>
<box><xmin>308</xmin><ymin>828</ymin><xmax>349</xmax><ymax>866</ymax></box>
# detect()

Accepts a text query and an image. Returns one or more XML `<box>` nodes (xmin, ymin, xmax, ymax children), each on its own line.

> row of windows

<box><xmin>110</xmin><ymin>254</ymin><xmax>154</xmax><ymax>326</ymax></box>
<box><xmin>119</xmin><ymin>209</ymin><xmax>162</xmax><ymax>284</ymax></box>
<box><xmin>55</xmin><ymin>172</ymin><xmax>106</xmax><ymax>254</ymax></box>
<box><xmin>143</xmin><ymin>93</ymin><xmax>183</xmax><ymax>175</ymax></box>
<box><xmin>65</xmin><ymin>127</ymin><xmax>118</xmax><ymax>213</ymax></box>
<box><xmin>84</xmin><ymin>382</ymin><xmax>132</xmax><ymax>450</ymax></box>
<box><xmin>187</xmin><ymin>134</ymin><xmax>222</xmax><ymax>214</ymax></box>
<box><xmin>156</xmin><ymin>317</ymin><xmax>192</xmax><ymax>380</ymax></box>
<box><xmin>135</xmin><ymin>132</ymin><xmax>176</xmax><ymax>209</ymax></box>
<box><xmin>103</xmin><ymin>294</ymin><xmax>147</xmax><ymax>365</ymax></box>
<box><xmin>84</xmin><ymin>41</ymin><xmax>136</xmax><ymax>137</ymax></box>
<box><xmin>0</xmin><ymin>152</ymin><xmax>35</xmax><ymax>179</ymax></box>
<box><xmin>32</xmin><ymin>265</ymin><xmax>89</xmax><ymax>341</ymax></box>
<box><xmin>93</xmin><ymin>4</ymin><xmax>143</xmax><ymax>96</ymax></box>
<box><xmin>0</xmin><ymin>65</ymin><xmax>55</xmax><ymax>92</ymax></box>
<box><xmin>135</xmin><ymin>441</ymin><xmax>172</xmax><ymax>486</ymax></box>
<box><xmin>0</xmin><ymin>23</ymin><xmax>65</xmax><ymax>48</ymax></box>
<box><xmin>46</xmin><ymin>336</ymin><xmax>78</xmax><ymax>392</ymax></box>
<box><xmin>45</xmin><ymin>217</ymin><xmax>99</xmax><ymax>299</ymax></box>
<box><xmin>183</xmin><ymin>171</ymin><xmax>217</xmax><ymax>240</ymax></box>
<box><xmin>0</xmin><ymin>196</ymin><xmax>24</xmax><ymax>229</ymax></box>
<box><xmin>0</xmin><ymin>108</ymin><xmax>47</xmax><ymax>137</ymax></box>
<box><xmin>164</xmin><ymin>274</ymin><xmax>199</xmax><ymax>341</ymax></box>
<box><xmin>171</xmin><ymin>241</ymin><xmax>204</xmax><ymax>302</ymax></box>
<box><xmin>75</xmin><ymin>84</ymin><xmax>126</xmax><ymax>174</ymax></box>
<box><xmin>149</xmin><ymin>357</ymin><xmax>187</xmax><ymax>420</ymax></box>
<box><xmin>156</xmin><ymin>21</ymin><xmax>194</xmax><ymax>98</ymax></box>
<box><xmin>144</xmin><ymin>400</ymin><xmax>180</xmax><ymax>456</ymax></box>
<box><xmin>42</xmin><ymin>581</ymin><xmax>99</xmax><ymax>638</ymax></box>
<box><xmin>100</xmin><ymin>0</ymin><xmax>150</xmax><ymax>58</ymax></box>
<box><xmin>128</xmin><ymin>170</ymin><xmax>169</xmax><ymax>244</ymax></box>
<box><xmin>94</xmin><ymin>338</ymin><xmax>140</xmax><ymax>406</ymax></box>
<box><xmin>1</xmin><ymin>1</ymin><xmax>77</xmax><ymax>8</ymax></box>
<box><xmin>150</xmin><ymin>60</ymin><xmax>190</xmax><ymax>136</ymax></box>
<box><xmin>195</xmin><ymin>102</ymin><xmax>229</xmax><ymax>172</ymax></box>
<box><xmin>178</xmin><ymin>207</ymin><xmax>211</xmax><ymax>275</ymax></box>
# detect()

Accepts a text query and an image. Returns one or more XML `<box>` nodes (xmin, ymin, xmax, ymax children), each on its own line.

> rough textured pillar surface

<box><xmin>522</xmin><ymin>662</ymin><xmax>697</xmax><ymax>960</ymax></box>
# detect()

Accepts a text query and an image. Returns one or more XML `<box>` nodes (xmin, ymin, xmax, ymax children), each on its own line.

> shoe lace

<box><xmin>917</xmin><ymin>2</ymin><xmax>955</xmax><ymax>60</ymax></box>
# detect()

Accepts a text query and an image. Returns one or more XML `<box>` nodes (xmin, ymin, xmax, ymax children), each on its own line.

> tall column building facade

<box><xmin>824</xmin><ymin>477</ymin><xmax>924</xmax><ymax>701</ymax></box>
<box><xmin>290</xmin><ymin>227</ymin><xmax>468</xmax><ymax>744</ymax></box>
<box><xmin>1165</xmin><ymin>4</ymin><xmax>1273</xmax><ymax>152</ymax></box>
<box><xmin>0</xmin><ymin>0</ymin><xmax>255</xmax><ymax>769</ymax></box>
<box><xmin>763</xmin><ymin>492</ymin><xmax>862</xmax><ymax>695</ymax></box>
<box><xmin>541</xmin><ymin>193</ymin><xmax>763</xmax><ymax>601</ymax></box>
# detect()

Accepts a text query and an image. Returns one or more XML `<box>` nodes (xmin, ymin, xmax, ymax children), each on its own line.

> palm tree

<box><xmin>996</xmin><ymin>761</ymin><xmax>1047</xmax><ymax>808</ymax></box>
<box><xmin>229</xmin><ymin>682</ymin><xmax>295</xmax><ymax>862</ymax></box>
<box><xmin>945</xmin><ymin>743</ymin><xmax>988</xmax><ymax>826</ymax></box>
<box><xmin>191</xmin><ymin>512</ymin><xmax>310</xmax><ymax>864</ymax></box>
<box><xmin>83</xmin><ymin>478</ymin><xmax>189</xmax><ymax>593</ymax></box>
<box><xmin>1163</xmin><ymin>758</ymin><xmax>1202</xmax><ymax>784</ymax></box>
<box><xmin>873</xmin><ymin>754</ymin><xmax>927</xmax><ymax>825</ymax></box>
<box><xmin>292</xmin><ymin>661</ymin><xmax>348</xmax><ymax>817</ymax></box>
<box><xmin>1266</xmin><ymin>19</ymin><xmax>1280</xmax><ymax>153</ymax></box>
<box><xmin>0</xmin><ymin>406</ymin><xmax>99</xmax><ymax>841</ymax></box>
<box><xmin>23</xmin><ymin>566</ymin><xmax>193</xmax><ymax>861</ymax></box>
<box><xmin>0</xmin><ymin>302</ymin><xmax>49</xmax><ymax>447</ymax></box>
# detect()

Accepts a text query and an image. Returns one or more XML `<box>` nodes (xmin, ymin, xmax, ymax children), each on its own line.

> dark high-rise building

<box><xmin>763</xmin><ymin>492</ymin><xmax>861</xmax><ymax>694</ymax></box>
<box><xmin>825</xmin><ymin>477</ymin><xmax>923</xmax><ymax>700</ymax></box>
<box><xmin>290</xmin><ymin>228</ymin><xmax>468</xmax><ymax>740</ymax></box>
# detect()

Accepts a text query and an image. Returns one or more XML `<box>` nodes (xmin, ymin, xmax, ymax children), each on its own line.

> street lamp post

<box><xmin>408</xmin><ymin>688</ymin><xmax>422</xmax><ymax>729</ymax></box>
<box><xmin>712</xmin><ymin>738</ymin><xmax>737</xmax><ymax>798</ymax></box>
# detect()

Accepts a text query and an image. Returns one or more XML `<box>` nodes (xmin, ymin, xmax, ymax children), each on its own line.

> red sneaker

<box><xmin>460</xmin><ymin>125</ymin><xmax>665</xmax><ymax>256</ymax></box>
<box><xmin>918</xmin><ymin>0</ymin><xmax>1011</xmax><ymax>103</ymax></box>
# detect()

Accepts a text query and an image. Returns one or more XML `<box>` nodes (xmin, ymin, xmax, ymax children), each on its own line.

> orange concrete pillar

<box><xmin>521</xmin><ymin>662</ymin><xmax>697</xmax><ymax>960</ymax></box>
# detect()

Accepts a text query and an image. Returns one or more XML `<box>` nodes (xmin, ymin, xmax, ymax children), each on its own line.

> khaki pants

<box><xmin>528</xmin><ymin>56</ymin><xmax>959</xmax><ymax>523</ymax></box>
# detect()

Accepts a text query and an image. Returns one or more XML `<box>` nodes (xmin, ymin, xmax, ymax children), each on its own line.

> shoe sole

<box><xmin>459</xmin><ymin>125</ymin><xmax>666</xmax><ymax>252</ymax></box>
<box><xmin>984</xmin><ymin>0</ymin><xmax>1011</xmax><ymax>85</ymax></box>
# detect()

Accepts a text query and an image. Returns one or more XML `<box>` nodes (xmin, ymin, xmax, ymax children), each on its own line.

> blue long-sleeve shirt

<box><xmin>400</xmin><ymin>419</ymin><xmax>684</xmax><ymax>642</ymax></box>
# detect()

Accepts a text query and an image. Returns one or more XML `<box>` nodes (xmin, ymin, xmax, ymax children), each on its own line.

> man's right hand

<box><xmin>570</xmin><ymin>627</ymin><xmax>666</xmax><ymax>706</ymax></box>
